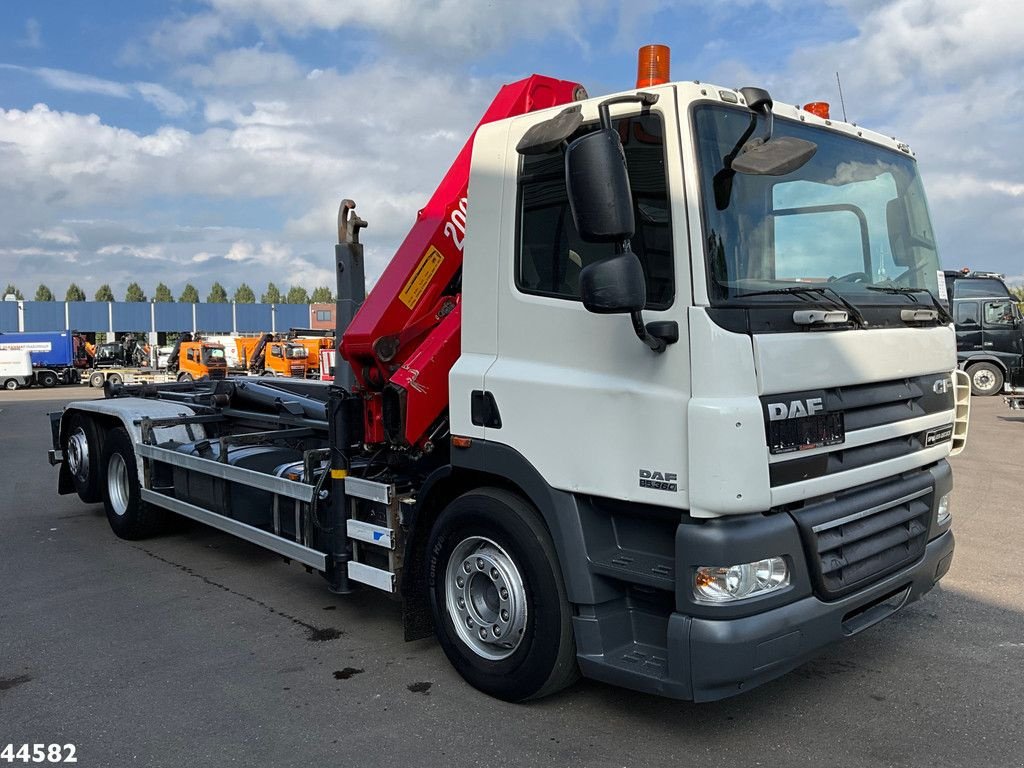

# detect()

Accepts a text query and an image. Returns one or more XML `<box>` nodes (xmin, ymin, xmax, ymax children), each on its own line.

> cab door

<box><xmin>479</xmin><ymin>93</ymin><xmax>691</xmax><ymax>508</ymax></box>
<box><xmin>980</xmin><ymin>298</ymin><xmax>1024</xmax><ymax>368</ymax></box>
<box><xmin>954</xmin><ymin>300</ymin><xmax>982</xmax><ymax>352</ymax></box>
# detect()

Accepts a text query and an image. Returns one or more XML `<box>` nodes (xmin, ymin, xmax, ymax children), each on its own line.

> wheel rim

<box><xmin>973</xmin><ymin>369</ymin><xmax>996</xmax><ymax>391</ymax></box>
<box><xmin>67</xmin><ymin>427</ymin><xmax>90</xmax><ymax>482</ymax></box>
<box><xmin>107</xmin><ymin>453</ymin><xmax>130</xmax><ymax>516</ymax></box>
<box><xmin>4</xmin><ymin>380</ymin><xmax>15</xmax><ymax>390</ymax></box>
<box><xmin>445</xmin><ymin>536</ymin><xmax>527</xmax><ymax>661</ymax></box>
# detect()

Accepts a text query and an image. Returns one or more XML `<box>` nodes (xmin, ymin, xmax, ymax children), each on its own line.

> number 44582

<box><xmin>0</xmin><ymin>745</ymin><xmax>77</xmax><ymax>763</ymax></box>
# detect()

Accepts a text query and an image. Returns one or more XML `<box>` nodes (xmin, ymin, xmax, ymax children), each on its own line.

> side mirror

<box><xmin>565</xmin><ymin>128</ymin><xmax>635</xmax><ymax>243</ymax></box>
<box><xmin>579</xmin><ymin>250</ymin><xmax>646</xmax><ymax>314</ymax></box>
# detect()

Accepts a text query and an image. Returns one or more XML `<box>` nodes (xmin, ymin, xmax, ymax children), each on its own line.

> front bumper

<box><xmin>574</xmin><ymin>461</ymin><xmax>955</xmax><ymax>701</ymax></box>
<box><xmin>686</xmin><ymin>529</ymin><xmax>953</xmax><ymax>701</ymax></box>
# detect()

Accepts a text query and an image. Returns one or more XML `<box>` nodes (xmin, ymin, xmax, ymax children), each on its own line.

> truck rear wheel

<box><xmin>101</xmin><ymin>427</ymin><xmax>165</xmax><ymax>539</ymax></box>
<box><xmin>89</xmin><ymin>372</ymin><xmax>105</xmax><ymax>388</ymax></box>
<box><xmin>967</xmin><ymin>362</ymin><xmax>1003</xmax><ymax>396</ymax></box>
<box><xmin>427</xmin><ymin>488</ymin><xmax>578</xmax><ymax>702</ymax></box>
<box><xmin>64</xmin><ymin>413</ymin><xmax>102</xmax><ymax>503</ymax></box>
<box><xmin>38</xmin><ymin>370</ymin><xmax>58</xmax><ymax>388</ymax></box>
<box><xmin>107</xmin><ymin>373</ymin><xmax>123</xmax><ymax>386</ymax></box>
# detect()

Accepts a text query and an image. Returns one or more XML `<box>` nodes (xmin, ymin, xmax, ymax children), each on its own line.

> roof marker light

<box><xmin>636</xmin><ymin>44</ymin><xmax>670</xmax><ymax>88</ymax></box>
<box><xmin>804</xmin><ymin>102</ymin><xmax>830</xmax><ymax>119</ymax></box>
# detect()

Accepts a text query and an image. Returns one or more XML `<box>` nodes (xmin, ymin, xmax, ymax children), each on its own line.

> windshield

<box><xmin>203</xmin><ymin>346</ymin><xmax>226</xmax><ymax>364</ymax></box>
<box><xmin>694</xmin><ymin>104</ymin><xmax>941</xmax><ymax>305</ymax></box>
<box><xmin>286</xmin><ymin>345</ymin><xmax>308</xmax><ymax>360</ymax></box>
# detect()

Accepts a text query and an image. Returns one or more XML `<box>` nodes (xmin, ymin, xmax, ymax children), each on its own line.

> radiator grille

<box><xmin>790</xmin><ymin>481</ymin><xmax>932</xmax><ymax>599</ymax></box>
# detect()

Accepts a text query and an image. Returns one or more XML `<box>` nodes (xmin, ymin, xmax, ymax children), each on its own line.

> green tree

<box><xmin>233</xmin><ymin>283</ymin><xmax>256</xmax><ymax>303</ymax></box>
<box><xmin>207</xmin><ymin>282</ymin><xmax>228</xmax><ymax>303</ymax></box>
<box><xmin>261</xmin><ymin>282</ymin><xmax>282</xmax><ymax>304</ymax></box>
<box><xmin>34</xmin><ymin>284</ymin><xmax>54</xmax><ymax>301</ymax></box>
<box><xmin>310</xmin><ymin>286</ymin><xmax>333</xmax><ymax>303</ymax></box>
<box><xmin>286</xmin><ymin>285</ymin><xmax>310</xmax><ymax>304</ymax></box>
<box><xmin>95</xmin><ymin>284</ymin><xmax>115</xmax><ymax>301</ymax></box>
<box><xmin>153</xmin><ymin>283</ymin><xmax>174</xmax><ymax>302</ymax></box>
<box><xmin>65</xmin><ymin>283</ymin><xmax>86</xmax><ymax>302</ymax></box>
<box><xmin>125</xmin><ymin>282</ymin><xmax>147</xmax><ymax>302</ymax></box>
<box><xmin>2</xmin><ymin>284</ymin><xmax>24</xmax><ymax>300</ymax></box>
<box><xmin>179</xmin><ymin>284</ymin><xmax>200</xmax><ymax>303</ymax></box>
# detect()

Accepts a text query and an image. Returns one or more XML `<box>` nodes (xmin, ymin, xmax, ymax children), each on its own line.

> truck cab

<box><xmin>944</xmin><ymin>270</ymin><xmax>1024</xmax><ymax>395</ymax></box>
<box><xmin>267</xmin><ymin>342</ymin><xmax>308</xmax><ymax>378</ymax></box>
<box><xmin>178</xmin><ymin>341</ymin><xmax>227</xmax><ymax>381</ymax></box>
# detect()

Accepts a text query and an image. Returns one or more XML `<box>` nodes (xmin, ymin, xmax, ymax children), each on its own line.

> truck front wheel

<box><xmin>427</xmin><ymin>488</ymin><xmax>578</xmax><ymax>702</ymax></box>
<box><xmin>967</xmin><ymin>362</ymin><xmax>1003</xmax><ymax>396</ymax></box>
<box><xmin>101</xmin><ymin>427</ymin><xmax>165</xmax><ymax>539</ymax></box>
<box><xmin>3</xmin><ymin>378</ymin><xmax>19</xmax><ymax>390</ymax></box>
<box><xmin>89</xmin><ymin>372</ymin><xmax>105</xmax><ymax>388</ymax></box>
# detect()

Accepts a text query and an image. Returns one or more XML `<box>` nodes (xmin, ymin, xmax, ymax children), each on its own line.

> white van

<box><xmin>0</xmin><ymin>349</ymin><xmax>34</xmax><ymax>390</ymax></box>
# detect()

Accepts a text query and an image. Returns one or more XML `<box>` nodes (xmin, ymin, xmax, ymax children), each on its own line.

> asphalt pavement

<box><xmin>1</xmin><ymin>386</ymin><xmax>1022</xmax><ymax>768</ymax></box>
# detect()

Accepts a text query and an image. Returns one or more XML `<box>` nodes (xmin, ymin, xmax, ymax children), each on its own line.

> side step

<box><xmin>343</xmin><ymin>477</ymin><xmax>412</xmax><ymax>594</ymax></box>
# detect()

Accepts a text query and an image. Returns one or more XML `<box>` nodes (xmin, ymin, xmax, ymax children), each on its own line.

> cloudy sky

<box><xmin>1</xmin><ymin>0</ymin><xmax>1021</xmax><ymax>302</ymax></box>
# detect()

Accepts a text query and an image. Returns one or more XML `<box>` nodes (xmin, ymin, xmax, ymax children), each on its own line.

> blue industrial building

<box><xmin>0</xmin><ymin>301</ymin><xmax>312</xmax><ymax>334</ymax></box>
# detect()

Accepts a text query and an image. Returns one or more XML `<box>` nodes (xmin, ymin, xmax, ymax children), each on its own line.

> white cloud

<box><xmin>33</xmin><ymin>226</ymin><xmax>79</xmax><ymax>245</ymax></box>
<box><xmin>183</xmin><ymin>46</ymin><xmax>303</xmax><ymax>88</ymax></box>
<box><xmin>0</xmin><ymin>64</ymin><xmax>191</xmax><ymax>117</ymax></box>
<box><xmin>193</xmin><ymin>0</ymin><xmax>589</xmax><ymax>57</ymax></box>
<box><xmin>19</xmin><ymin>18</ymin><xmax>43</xmax><ymax>49</ymax></box>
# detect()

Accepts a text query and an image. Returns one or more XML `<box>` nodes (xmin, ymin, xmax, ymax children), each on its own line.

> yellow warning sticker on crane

<box><xmin>399</xmin><ymin>247</ymin><xmax>444</xmax><ymax>309</ymax></box>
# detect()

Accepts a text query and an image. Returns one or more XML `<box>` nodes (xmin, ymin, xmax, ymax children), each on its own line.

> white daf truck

<box><xmin>48</xmin><ymin>49</ymin><xmax>970</xmax><ymax>702</ymax></box>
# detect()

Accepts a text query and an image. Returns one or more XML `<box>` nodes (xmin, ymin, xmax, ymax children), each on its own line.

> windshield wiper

<box><xmin>865</xmin><ymin>285</ymin><xmax>953</xmax><ymax>323</ymax></box>
<box><xmin>736</xmin><ymin>286</ymin><xmax>868</xmax><ymax>328</ymax></box>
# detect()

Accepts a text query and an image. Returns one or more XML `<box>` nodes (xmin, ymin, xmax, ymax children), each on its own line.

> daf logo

<box><xmin>933</xmin><ymin>378</ymin><xmax>952</xmax><ymax>395</ymax></box>
<box><xmin>767</xmin><ymin>397</ymin><xmax>825</xmax><ymax>421</ymax></box>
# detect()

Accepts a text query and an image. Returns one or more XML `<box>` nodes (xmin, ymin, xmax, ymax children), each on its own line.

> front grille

<box><xmin>766</xmin><ymin>373</ymin><xmax>955</xmax><ymax>486</ymax></box>
<box><xmin>290</xmin><ymin>364</ymin><xmax>304</xmax><ymax>377</ymax></box>
<box><xmin>790</xmin><ymin>475</ymin><xmax>932</xmax><ymax>599</ymax></box>
<box><xmin>829</xmin><ymin>374</ymin><xmax>953</xmax><ymax>431</ymax></box>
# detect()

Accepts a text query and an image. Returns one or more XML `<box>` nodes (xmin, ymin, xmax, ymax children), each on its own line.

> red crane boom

<box><xmin>339</xmin><ymin>75</ymin><xmax>584</xmax><ymax>450</ymax></box>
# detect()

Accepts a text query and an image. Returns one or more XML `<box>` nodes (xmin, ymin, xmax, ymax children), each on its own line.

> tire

<box><xmin>107</xmin><ymin>373</ymin><xmax>123</xmax><ymax>386</ymax></box>
<box><xmin>3</xmin><ymin>379</ymin><xmax>18</xmax><ymax>391</ymax></box>
<box><xmin>967</xmin><ymin>362</ymin><xmax>1003</xmax><ymax>396</ymax></box>
<box><xmin>38</xmin><ymin>371</ymin><xmax>58</xmax><ymax>388</ymax></box>
<box><xmin>89</xmin><ymin>372</ymin><xmax>105</xmax><ymax>388</ymax></box>
<box><xmin>64</xmin><ymin>413</ymin><xmax>103</xmax><ymax>503</ymax></box>
<box><xmin>100</xmin><ymin>427</ymin><xmax>165</xmax><ymax>539</ymax></box>
<box><xmin>427</xmin><ymin>488</ymin><xmax>578</xmax><ymax>702</ymax></box>
<box><xmin>177</xmin><ymin>372</ymin><xmax>193</xmax><ymax>382</ymax></box>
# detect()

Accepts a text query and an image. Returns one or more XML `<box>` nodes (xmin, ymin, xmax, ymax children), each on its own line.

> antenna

<box><xmin>836</xmin><ymin>71</ymin><xmax>848</xmax><ymax>122</ymax></box>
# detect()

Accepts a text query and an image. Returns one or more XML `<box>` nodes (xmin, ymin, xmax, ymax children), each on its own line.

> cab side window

<box><xmin>516</xmin><ymin>113</ymin><xmax>674</xmax><ymax>309</ymax></box>
<box><xmin>955</xmin><ymin>301</ymin><xmax>979</xmax><ymax>326</ymax></box>
<box><xmin>983</xmin><ymin>300</ymin><xmax>1015</xmax><ymax>326</ymax></box>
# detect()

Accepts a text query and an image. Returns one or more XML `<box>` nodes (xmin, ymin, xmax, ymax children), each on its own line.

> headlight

<box><xmin>936</xmin><ymin>493</ymin><xmax>951</xmax><ymax>526</ymax></box>
<box><xmin>693</xmin><ymin>557</ymin><xmax>790</xmax><ymax>603</ymax></box>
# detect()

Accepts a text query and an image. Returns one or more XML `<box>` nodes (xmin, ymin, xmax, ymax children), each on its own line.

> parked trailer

<box><xmin>50</xmin><ymin>48</ymin><xmax>971</xmax><ymax>703</ymax></box>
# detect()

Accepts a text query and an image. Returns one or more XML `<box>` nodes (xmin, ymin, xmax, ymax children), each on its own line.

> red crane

<box><xmin>339</xmin><ymin>75</ymin><xmax>584</xmax><ymax>450</ymax></box>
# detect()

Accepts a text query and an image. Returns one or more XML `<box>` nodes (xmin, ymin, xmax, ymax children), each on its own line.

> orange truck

<box><xmin>235</xmin><ymin>333</ymin><xmax>309</xmax><ymax>377</ymax></box>
<box><xmin>287</xmin><ymin>333</ymin><xmax>334</xmax><ymax>377</ymax></box>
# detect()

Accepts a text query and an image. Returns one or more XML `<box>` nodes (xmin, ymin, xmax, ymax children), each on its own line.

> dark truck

<box><xmin>944</xmin><ymin>270</ymin><xmax>1024</xmax><ymax>396</ymax></box>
